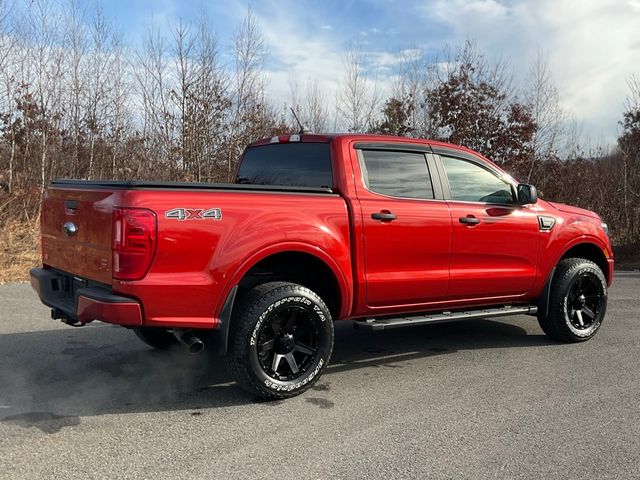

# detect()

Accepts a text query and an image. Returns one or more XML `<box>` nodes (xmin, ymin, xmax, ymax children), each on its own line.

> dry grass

<box><xmin>0</xmin><ymin>218</ymin><xmax>40</xmax><ymax>284</ymax></box>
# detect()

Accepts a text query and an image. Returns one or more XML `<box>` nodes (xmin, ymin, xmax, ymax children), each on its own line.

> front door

<box><xmin>355</xmin><ymin>147</ymin><xmax>452</xmax><ymax>308</ymax></box>
<box><xmin>438</xmin><ymin>153</ymin><xmax>540</xmax><ymax>300</ymax></box>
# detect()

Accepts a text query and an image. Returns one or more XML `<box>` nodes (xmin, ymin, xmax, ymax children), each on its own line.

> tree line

<box><xmin>0</xmin><ymin>1</ymin><xmax>638</xmax><ymax>249</ymax></box>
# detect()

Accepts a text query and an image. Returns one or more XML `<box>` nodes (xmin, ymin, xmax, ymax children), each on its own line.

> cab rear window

<box><xmin>236</xmin><ymin>142</ymin><xmax>333</xmax><ymax>189</ymax></box>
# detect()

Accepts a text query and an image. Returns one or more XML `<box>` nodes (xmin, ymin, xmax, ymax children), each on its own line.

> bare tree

<box><xmin>63</xmin><ymin>0</ymin><xmax>87</xmax><ymax>175</ymax></box>
<box><xmin>83</xmin><ymin>3</ymin><xmax>113</xmax><ymax>178</ymax></box>
<box><xmin>289</xmin><ymin>78</ymin><xmax>329</xmax><ymax>133</ymax></box>
<box><xmin>27</xmin><ymin>0</ymin><xmax>67</xmax><ymax>193</ymax></box>
<box><xmin>304</xmin><ymin>79</ymin><xmax>329</xmax><ymax>133</ymax></box>
<box><xmin>618</xmin><ymin>75</ymin><xmax>640</xmax><ymax>243</ymax></box>
<box><xmin>171</xmin><ymin>12</ymin><xmax>231</xmax><ymax>181</ymax></box>
<box><xmin>171</xmin><ymin>19</ymin><xmax>197</xmax><ymax>174</ymax></box>
<box><xmin>106</xmin><ymin>31</ymin><xmax>128</xmax><ymax>179</ymax></box>
<box><xmin>390</xmin><ymin>47</ymin><xmax>436</xmax><ymax>137</ymax></box>
<box><xmin>0</xmin><ymin>0</ymin><xmax>16</xmax><ymax>193</ymax></box>
<box><xmin>523</xmin><ymin>49</ymin><xmax>566</xmax><ymax>181</ymax></box>
<box><xmin>192</xmin><ymin>14</ymin><xmax>230</xmax><ymax>181</ymax></box>
<box><xmin>564</xmin><ymin>115</ymin><xmax>585</xmax><ymax>160</ymax></box>
<box><xmin>133</xmin><ymin>23</ymin><xmax>176</xmax><ymax>175</ymax></box>
<box><xmin>227</xmin><ymin>8</ymin><xmax>269</xmax><ymax>179</ymax></box>
<box><xmin>336</xmin><ymin>44</ymin><xmax>379</xmax><ymax>132</ymax></box>
<box><xmin>232</xmin><ymin>8</ymin><xmax>265</xmax><ymax>121</ymax></box>
<box><xmin>5</xmin><ymin>8</ymin><xmax>37</xmax><ymax>190</ymax></box>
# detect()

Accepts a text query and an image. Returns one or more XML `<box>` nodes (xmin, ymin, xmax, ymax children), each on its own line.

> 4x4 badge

<box><xmin>165</xmin><ymin>208</ymin><xmax>222</xmax><ymax>221</ymax></box>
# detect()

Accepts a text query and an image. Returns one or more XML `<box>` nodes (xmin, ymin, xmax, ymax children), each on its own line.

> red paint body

<box><xmin>33</xmin><ymin>134</ymin><xmax>614</xmax><ymax>329</ymax></box>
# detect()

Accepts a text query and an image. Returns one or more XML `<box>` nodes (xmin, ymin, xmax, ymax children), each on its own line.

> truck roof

<box><xmin>247</xmin><ymin>133</ymin><xmax>488</xmax><ymax>161</ymax></box>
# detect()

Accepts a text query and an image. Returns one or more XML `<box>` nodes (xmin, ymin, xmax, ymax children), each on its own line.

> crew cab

<box><xmin>30</xmin><ymin>134</ymin><xmax>614</xmax><ymax>398</ymax></box>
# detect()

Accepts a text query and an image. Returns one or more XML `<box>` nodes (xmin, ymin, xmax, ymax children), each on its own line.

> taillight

<box><xmin>112</xmin><ymin>207</ymin><xmax>157</xmax><ymax>280</ymax></box>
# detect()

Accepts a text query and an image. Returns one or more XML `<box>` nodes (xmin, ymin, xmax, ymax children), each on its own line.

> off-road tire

<box><xmin>538</xmin><ymin>258</ymin><xmax>607</xmax><ymax>342</ymax></box>
<box><xmin>226</xmin><ymin>282</ymin><xmax>334</xmax><ymax>399</ymax></box>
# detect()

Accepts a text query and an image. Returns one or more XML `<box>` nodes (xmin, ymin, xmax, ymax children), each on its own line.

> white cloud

<box><xmin>257</xmin><ymin>14</ymin><xmax>401</xmax><ymax>130</ymax></box>
<box><xmin>206</xmin><ymin>0</ymin><xmax>638</xmax><ymax>142</ymax></box>
<box><xmin>251</xmin><ymin>7</ymin><xmax>345</xmax><ymax>127</ymax></box>
<box><xmin>421</xmin><ymin>0</ymin><xmax>640</xmax><ymax>144</ymax></box>
<box><xmin>439</xmin><ymin>0</ymin><xmax>509</xmax><ymax>19</ymax></box>
<box><xmin>367</xmin><ymin>48</ymin><xmax>424</xmax><ymax>76</ymax></box>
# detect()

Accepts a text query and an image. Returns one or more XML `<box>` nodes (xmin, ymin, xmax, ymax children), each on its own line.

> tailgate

<box><xmin>41</xmin><ymin>186</ymin><xmax>116</xmax><ymax>284</ymax></box>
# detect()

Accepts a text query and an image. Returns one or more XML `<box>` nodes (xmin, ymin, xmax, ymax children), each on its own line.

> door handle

<box><xmin>459</xmin><ymin>215</ymin><xmax>480</xmax><ymax>225</ymax></box>
<box><xmin>371</xmin><ymin>211</ymin><xmax>397</xmax><ymax>221</ymax></box>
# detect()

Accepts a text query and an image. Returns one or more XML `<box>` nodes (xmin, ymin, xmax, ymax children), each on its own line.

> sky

<box><xmin>98</xmin><ymin>0</ymin><xmax>640</xmax><ymax>146</ymax></box>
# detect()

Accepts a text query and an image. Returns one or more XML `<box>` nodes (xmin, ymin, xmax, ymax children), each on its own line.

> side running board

<box><xmin>355</xmin><ymin>305</ymin><xmax>538</xmax><ymax>331</ymax></box>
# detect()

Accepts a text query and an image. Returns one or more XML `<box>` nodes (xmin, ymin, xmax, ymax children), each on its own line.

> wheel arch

<box><xmin>235</xmin><ymin>249</ymin><xmax>347</xmax><ymax>318</ymax></box>
<box><xmin>538</xmin><ymin>240</ymin><xmax>611</xmax><ymax>318</ymax></box>
<box><xmin>211</xmin><ymin>243</ymin><xmax>351</xmax><ymax>355</ymax></box>
<box><xmin>559</xmin><ymin>241</ymin><xmax>610</xmax><ymax>284</ymax></box>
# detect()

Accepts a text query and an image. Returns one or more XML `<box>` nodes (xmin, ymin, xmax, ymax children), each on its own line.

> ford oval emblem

<box><xmin>63</xmin><ymin>222</ymin><xmax>78</xmax><ymax>236</ymax></box>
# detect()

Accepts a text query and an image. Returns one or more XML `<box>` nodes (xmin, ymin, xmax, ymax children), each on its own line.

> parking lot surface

<box><xmin>1</xmin><ymin>274</ymin><xmax>639</xmax><ymax>479</ymax></box>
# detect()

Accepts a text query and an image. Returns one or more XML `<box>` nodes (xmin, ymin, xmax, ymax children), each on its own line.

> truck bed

<box><xmin>51</xmin><ymin>180</ymin><xmax>334</xmax><ymax>194</ymax></box>
<box><xmin>39</xmin><ymin>180</ymin><xmax>351</xmax><ymax>328</ymax></box>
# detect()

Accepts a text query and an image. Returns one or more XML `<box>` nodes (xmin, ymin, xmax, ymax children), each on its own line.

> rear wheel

<box><xmin>538</xmin><ymin>258</ymin><xmax>607</xmax><ymax>342</ymax></box>
<box><xmin>226</xmin><ymin>282</ymin><xmax>334</xmax><ymax>399</ymax></box>
<box><xmin>133</xmin><ymin>327</ymin><xmax>179</xmax><ymax>350</ymax></box>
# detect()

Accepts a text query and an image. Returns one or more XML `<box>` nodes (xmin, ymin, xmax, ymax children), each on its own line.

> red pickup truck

<box><xmin>30</xmin><ymin>134</ymin><xmax>614</xmax><ymax>398</ymax></box>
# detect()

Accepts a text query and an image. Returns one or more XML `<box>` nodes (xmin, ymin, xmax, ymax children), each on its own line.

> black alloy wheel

<box><xmin>226</xmin><ymin>282</ymin><xmax>334</xmax><ymax>399</ymax></box>
<box><xmin>565</xmin><ymin>271</ymin><xmax>605</xmax><ymax>332</ymax></box>
<box><xmin>256</xmin><ymin>305</ymin><xmax>320</xmax><ymax>381</ymax></box>
<box><xmin>538</xmin><ymin>258</ymin><xmax>608</xmax><ymax>342</ymax></box>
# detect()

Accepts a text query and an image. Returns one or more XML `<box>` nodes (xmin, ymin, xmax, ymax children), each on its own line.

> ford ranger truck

<box><xmin>30</xmin><ymin>134</ymin><xmax>614</xmax><ymax>399</ymax></box>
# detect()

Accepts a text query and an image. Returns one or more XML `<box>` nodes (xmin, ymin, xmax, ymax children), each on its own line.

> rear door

<box><xmin>434</xmin><ymin>148</ymin><xmax>540</xmax><ymax>300</ymax></box>
<box><xmin>354</xmin><ymin>144</ymin><xmax>452</xmax><ymax>308</ymax></box>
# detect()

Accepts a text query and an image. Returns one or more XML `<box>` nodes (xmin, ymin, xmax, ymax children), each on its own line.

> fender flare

<box><xmin>537</xmin><ymin>266</ymin><xmax>556</xmax><ymax>320</ymax></box>
<box><xmin>538</xmin><ymin>237</ymin><xmax>610</xmax><ymax>319</ymax></box>
<box><xmin>212</xmin><ymin>242</ymin><xmax>352</xmax><ymax>355</ymax></box>
<box><xmin>556</xmin><ymin>236</ymin><xmax>610</xmax><ymax>261</ymax></box>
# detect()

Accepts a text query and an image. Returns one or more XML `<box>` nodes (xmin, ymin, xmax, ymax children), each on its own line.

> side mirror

<box><xmin>517</xmin><ymin>184</ymin><xmax>538</xmax><ymax>205</ymax></box>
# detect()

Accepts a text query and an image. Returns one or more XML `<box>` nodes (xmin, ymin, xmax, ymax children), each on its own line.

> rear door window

<box><xmin>359</xmin><ymin>150</ymin><xmax>434</xmax><ymax>199</ymax></box>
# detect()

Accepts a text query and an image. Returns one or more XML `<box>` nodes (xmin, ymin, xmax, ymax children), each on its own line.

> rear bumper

<box><xmin>30</xmin><ymin>268</ymin><xmax>142</xmax><ymax>326</ymax></box>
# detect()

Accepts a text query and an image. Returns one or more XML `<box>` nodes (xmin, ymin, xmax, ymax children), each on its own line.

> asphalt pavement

<box><xmin>1</xmin><ymin>274</ymin><xmax>639</xmax><ymax>479</ymax></box>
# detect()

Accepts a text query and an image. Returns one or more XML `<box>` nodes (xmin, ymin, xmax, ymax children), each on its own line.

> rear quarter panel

<box><xmin>113</xmin><ymin>189</ymin><xmax>352</xmax><ymax>328</ymax></box>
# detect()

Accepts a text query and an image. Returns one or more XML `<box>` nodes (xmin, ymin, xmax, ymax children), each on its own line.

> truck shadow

<box><xmin>0</xmin><ymin>318</ymin><xmax>557</xmax><ymax>426</ymax></box>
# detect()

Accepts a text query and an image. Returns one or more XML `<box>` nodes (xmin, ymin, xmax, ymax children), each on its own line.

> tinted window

<box><xmin>237</xmin><ymin>142</ymin><xmax>332</xmax><ymax>188</ymax></box>
<box><xmin>441</xmin><ymin>156</ymin><xmax>514</xmax><ymax>203</ymax></box>
<box><xmin>360</xmin><ymin>150</ymin><xmax>434</xmax><ymax>199</ymax></box>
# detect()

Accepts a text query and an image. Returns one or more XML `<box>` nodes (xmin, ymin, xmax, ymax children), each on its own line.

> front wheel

<box><xmin>538</xmin><ymin>258</ymin><xmax>607</xmax><ymax>342</ymax></box>
<box><xmin>226</xmin><ymin>282</ymin><xmax>334</xmax><ymax>399</ymax></box>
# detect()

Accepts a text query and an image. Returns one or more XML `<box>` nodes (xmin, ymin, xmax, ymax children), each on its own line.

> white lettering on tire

<box><xmin>264</xmin><ymin>358</ymin><xmax>325</xmax><ymax>392</ymax></box>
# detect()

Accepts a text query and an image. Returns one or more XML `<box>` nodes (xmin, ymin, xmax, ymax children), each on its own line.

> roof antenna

<box><xmin>290</xmin><ymin>107</ymin><xmax>311</xmax><ymax>135</ymax></box>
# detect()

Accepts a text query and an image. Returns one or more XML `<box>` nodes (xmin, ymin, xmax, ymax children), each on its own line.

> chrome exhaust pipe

<box><xmin>171</xmin><ymin>329</ymin><xmax>205</xmax><ymax>355</ymax></box>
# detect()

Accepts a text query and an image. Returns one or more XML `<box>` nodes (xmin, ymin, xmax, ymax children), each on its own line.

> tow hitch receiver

<box><xmin>51</xmin><ymin>308</ymin><xmax>84</xmax><ymax>327</ymax></box>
